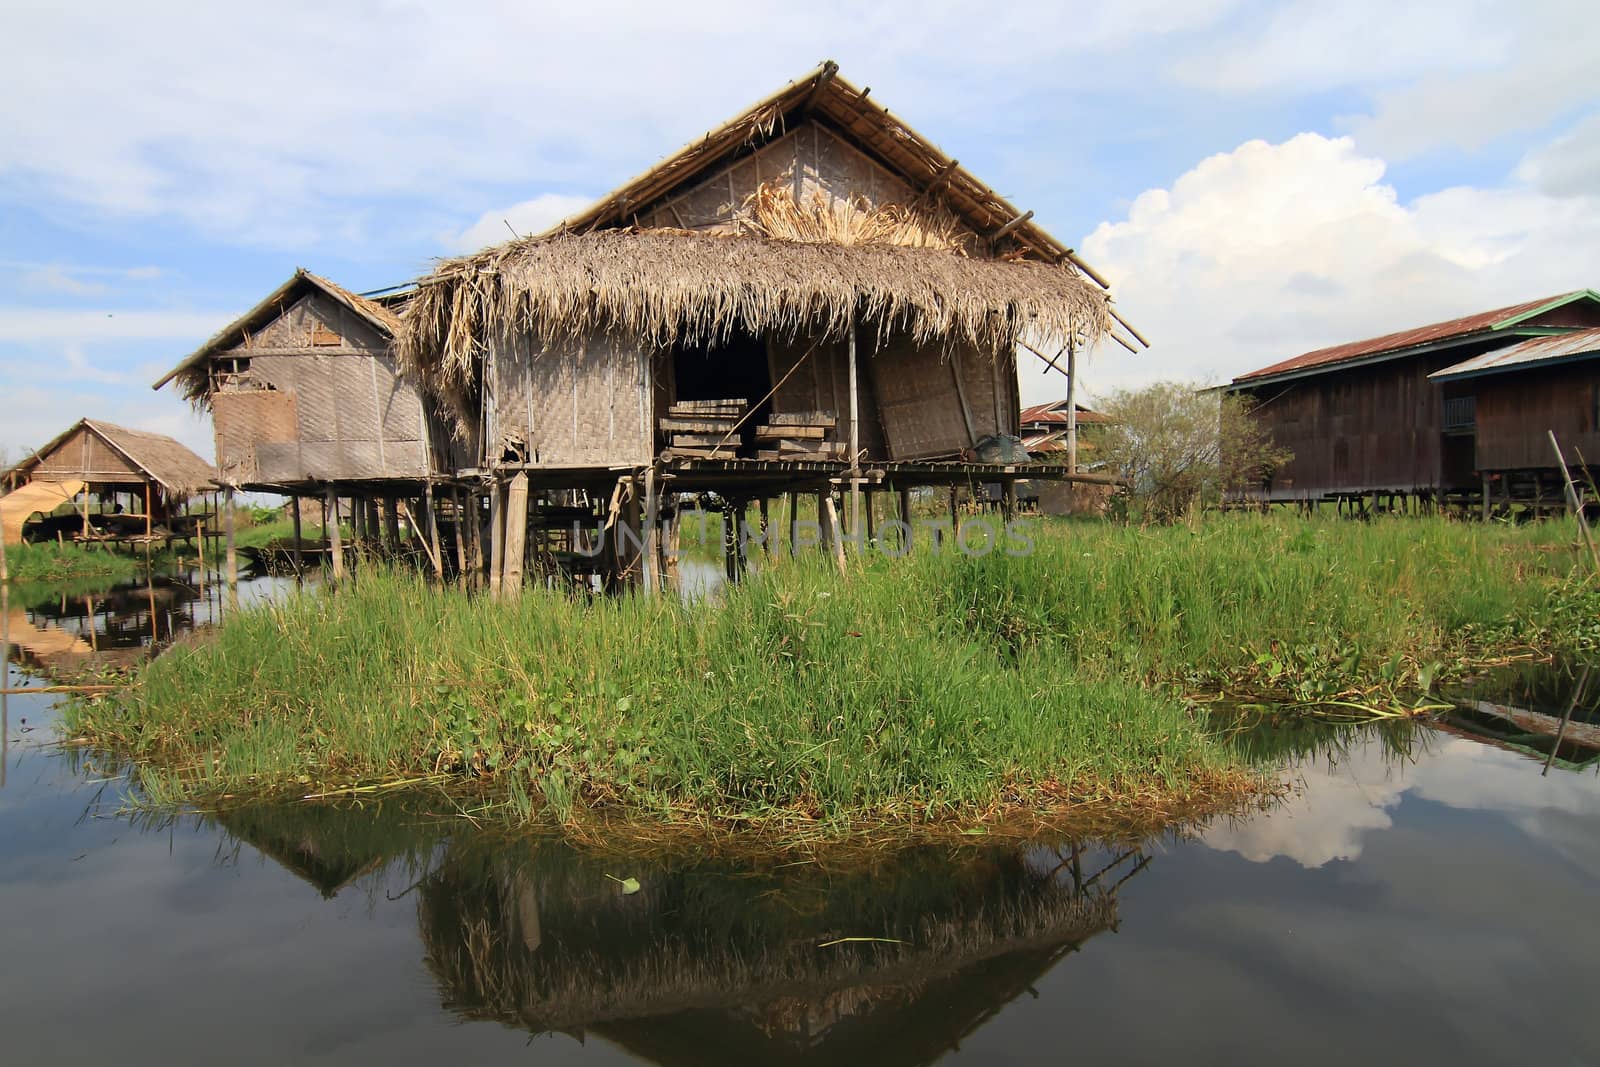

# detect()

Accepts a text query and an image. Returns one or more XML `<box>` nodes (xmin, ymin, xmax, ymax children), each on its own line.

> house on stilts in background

<box><xmin>152</xmin><ymin>269</ymin><xmax>468</xmax><ymax>567</ymax></box>
<box><xmin>399</xmin><ymin>60</ymin><xmax>1141</xmax><ymax>591</ymax></box>
<box><xmin>0</xmin><ymin>419</ymin><xmax>216</xmax><ymax>547</ymax></box>
<box><xmin>1226</xmin><ymin>289</ymin><xmax>1600</xmax><ymax>513</ymax></box>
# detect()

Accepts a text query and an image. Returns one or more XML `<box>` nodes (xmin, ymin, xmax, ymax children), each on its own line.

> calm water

<box><xmin>2</xmin><ymin>573</ymin><xmax>1598</xmax><ymax>1065</ymax></box>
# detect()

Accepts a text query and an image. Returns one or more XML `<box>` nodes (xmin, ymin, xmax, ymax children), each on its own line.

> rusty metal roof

<box><xmin>1232</xmin><ymin>289</ymin><xmax>1600</xmax><ymax>386</ymax></box>
<box><xmin>1019</xmin><ymin>400</ymin><xmax>1108</xmax><ymax>426</ymax></box>
<box><xmin>1430</xmin><ymin>326</ymin><xmax>1600</xmax><ymax>381</ymax></box>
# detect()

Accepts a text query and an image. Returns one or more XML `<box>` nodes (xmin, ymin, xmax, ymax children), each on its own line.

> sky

<box><xmin>2</xmin><ymin>0</ymin><xmax>1596</xmax><ymax>463</ymax></box>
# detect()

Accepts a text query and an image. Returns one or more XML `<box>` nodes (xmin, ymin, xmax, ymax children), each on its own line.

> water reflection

<box><xmin>201</xmin><ymin>795</ymin><xmax>1147</xmax><ymax>1064</ymax></box>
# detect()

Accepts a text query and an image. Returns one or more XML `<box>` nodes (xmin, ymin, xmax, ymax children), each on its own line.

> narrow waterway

<box><xmin>1</xmin><ymin>571</ymin><xmax>1596</xmax><ymax>1064</ymax></box>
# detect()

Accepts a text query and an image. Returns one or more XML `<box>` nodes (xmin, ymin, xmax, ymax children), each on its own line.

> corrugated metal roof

<box><xmin>1232</xmin><ymin>290</ymin><xmax>1600</xmax><ymax>385</ymax></box>
<box><xmin>1430</xmin><ymin>326</ymin><xmax>1600</xmax><ymax>381</ymax></box>
<box><xmin>1018</xmin><ymin>400</ymin><xmax>1108</xmax><ymax>426</ymax></box>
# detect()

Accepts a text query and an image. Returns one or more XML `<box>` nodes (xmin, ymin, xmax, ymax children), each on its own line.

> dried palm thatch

<box><xmin>737</xmin><ymin>182</ymin><xmax>972</xmax><ymax>253</ymax></box>
<box><xmin>398</xmin><ymin>212</ymin><xmax>1111</xmax><ymax>436</ymax></box>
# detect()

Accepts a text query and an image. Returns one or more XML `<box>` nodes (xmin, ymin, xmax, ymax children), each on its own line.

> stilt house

<box><xmin>400</xmin><ymin>61</ymin><xmax>1138</xmax><ymax>585</ymax></box>
<box><xmin>153</xmin><ymin>269</ymin><xmax>458</xmax><ymax>499</ymax></box>
<box><xmin>1227</xmin><ymin>289</ymin><xmax>1600</xmax><ymax>507</ymax></box>
<box><xmin>0</xmin><ymin>419</ymin><xmax>216</xmax><ymax>545</ymax></box>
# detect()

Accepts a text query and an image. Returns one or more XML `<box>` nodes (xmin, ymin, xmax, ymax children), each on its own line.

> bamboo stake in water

<box><xmin>1548</xmin><ymin>431</ymin><xmax>1600</xmax><ymax>574</ymax></box>
<box><xmin>1544</xmin><ymin>665</ymin><xmax>1591</xmax><ymax>776</ymax></box>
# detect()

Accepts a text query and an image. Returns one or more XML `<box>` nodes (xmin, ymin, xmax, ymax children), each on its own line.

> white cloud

<box><xmin>448</xmin><ymin>194</ymin><xmax>596</xmax><ymax>253</ymax></box>
<box><xmin>1173</xmin><ymin>0</ymin><xmax>1505</xmax><ymax>95</ymax></box>
<box><xmin>1069</xmin><ymin>132</ymin><xmax>1600</xmax><ymax>400</ymax></box>
<box><xmin>1338</xmin><ymin>0</ymin><xmax>1600</xmax><ymax>159</ymax></box>
<box><xmin>1515</xmin><ymin>114</ymin><xmax>1600</xmax><ymax>199</ymax></box>
<box><xmin>0</xmin><ymin>2</ymin><xmax>1243</xmax><ymax>250</ymax></box>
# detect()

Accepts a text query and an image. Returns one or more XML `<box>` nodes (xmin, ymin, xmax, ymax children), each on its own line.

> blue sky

<box><xmin>2</xmin><ymin>0</ymin><xmax>1596</xmax><ymax>463</ymax></box>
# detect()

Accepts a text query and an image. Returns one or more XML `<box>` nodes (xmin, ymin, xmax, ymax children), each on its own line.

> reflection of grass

<box><xmin>68</xmin><ymin>514</ymin><xmax>1598</xmax><ymax>836</ymax></box>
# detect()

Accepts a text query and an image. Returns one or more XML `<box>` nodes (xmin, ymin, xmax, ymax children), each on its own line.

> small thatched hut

<box><xmin>400</xmin><ymin>61</ymin><xmax>1139</xmax><ymax>589</ymax></box>
<box><xmin>0</xmin><ymin>418</ymin><xmax>216</xmax><ymax>545</ymax></box>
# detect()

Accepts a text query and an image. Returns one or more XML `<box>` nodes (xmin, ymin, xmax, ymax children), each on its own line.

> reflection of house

<box><xmin>0</xmin><ymin>419</ymin><xmax>216</xmax><ymax>544</ymax></box>
<box><xmin>417</xmin><ymin>837</ymin><xmax>1143</xmax><ymax>1064</ymax></box>
<box><xmin>1226</xmin><ymin>289</ymin><xmax>1600</xmax><ymax>507</ymax></box>
<box><xmin>399</xmin><ymin>61</ymin><xmax>1138</xmax><ymax>588</ymax></box>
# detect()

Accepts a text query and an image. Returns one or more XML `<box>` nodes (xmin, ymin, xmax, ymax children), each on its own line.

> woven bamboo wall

<box><xmin>210</xmin><ymin>290</ymin><xmax>432</xmax><ymax>485</ymax></box>
<box><xmin>868</xmin><ymin>335</ymin><xmax>1011</xmax><ymax>460</ymax></box>
<box><xmin>490</xmin><ymin>330</ymin><xmax>652</xmax><ymax>468</ymax></box>
<box><xmin>31</xmin><ymin>426</ymin><xmax>144</xmax><ymax>484</ymax></box>
<box><xmin>640</xmin><ymin>122</ymin><xmax>977</xmax><ymax>238</ymax></box>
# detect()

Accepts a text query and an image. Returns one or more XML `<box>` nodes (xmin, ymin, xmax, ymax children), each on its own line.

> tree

<box><xmin>1097</xmin><ymin>381</ymin><xmax>1290</xmax><ymax>522</ymax></box>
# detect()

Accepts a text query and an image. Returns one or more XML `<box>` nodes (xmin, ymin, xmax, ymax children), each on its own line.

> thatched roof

<box><xmin>398</xmin><ymin>62</ymin><xmax>1138</xmax><ymax>435</ymax></box>
<box><xmin>552</xmin><ymin>61</ymin><xmax>1102</xmax><ymax>277</ymax></box>
<box><xmin>154</xmin><ymin>268</ymin><xmax>404</xmax><ymax>405</ymax></box>
<box><xmin>2</xmin><ymin>418</ymin><xmax>216</xmax><ymax>496</ymax></box>
<box><xmin>401</xmin><ymin>228</ymin><xmax>1114</xmax><ymax>430</ymax></box>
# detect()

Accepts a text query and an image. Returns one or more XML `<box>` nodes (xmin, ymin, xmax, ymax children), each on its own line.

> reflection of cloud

<box><xmin>1205</xmin><ymin>732</ymin><xmax>1600</xmax><ymax>872</ymax></box>
<box><xmin>1203</xmin><ymin>745</ymin><xmax>1409</xmax><ymax>867</ymax></box>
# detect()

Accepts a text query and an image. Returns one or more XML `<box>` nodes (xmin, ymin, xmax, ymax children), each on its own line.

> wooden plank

<box><xmin>659</xmin><ymin>418</ymin><xmax>744</xmax><ymax>433</ymax></box>
<box><xmin>755</xmin><ymin>426</ymin><xmax>827</xmax><ymax>440</ymax></box>
<box><xmin>765</xmin><ymin>411</ymin><xmax>836</xmax><ymax>427</ymax></box>
<box><xmin>669</xmin><ymin>433</ymin><xmax>735</xmax><ymax>447</ymax></box>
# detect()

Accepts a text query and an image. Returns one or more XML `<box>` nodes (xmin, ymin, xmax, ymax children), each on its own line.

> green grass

<box><xmin>64</xmin><ymin>513</ymin><xmax>1600</xmax><ymax>836</ymax></box>
<box><xmin>3</xmin><ymin>541</ymin><xmax>142</xmax><ymax>584</ymax></box>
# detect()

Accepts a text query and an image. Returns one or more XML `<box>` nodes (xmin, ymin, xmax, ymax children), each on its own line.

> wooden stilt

<box><xmin>948</xmin><ymin>485</ymin><xmax>959</xmax><ymax>546</ymax></box>
<box><xmin>897</xmin><ymin>487</ymin><xmax>912</xmax><ymax>554</ymax></box>
<box><xmin>1002</xmin><ymin>479</ymin><xmax>1017</xmax><ymax>523</ymax></box>
<box><xmin>722</xmin><ymin>500</ymin><xmax>739</xmax><ymax>584</ymax></box>
<box><xmin>452</xmin><ymin>489</ymin><xmax>468</xmax><ymax>585</ymax></box>
<box><xmin>818</xmin><ymin>490</ymin><xmax>833</xmax><ymax>554</ymax></box>
<box><xmin>642</xmin><ymin>468</ymin><xmax>659</xmax><ymax>596</ymax></box>
<box><xmin>864</xmin><ymin>488</ymin><xmax>876</xmax><ymax>546</ymax></box>
<box><xmin>326</xmin><ymin>488</ymin><xmax>345</xmax><ymax>582</ymax></box>
<box><xmin>383</xmin><ymin>497</ymin><xmax>401</xmax><ymax>552</ymax></box>
<box><xmin>621</xmin><ymin>477</ymin><xmax>643</xmax><ymax>589</ymax></box>
<box><xmin>821</xmin><ymin>493</ymin><xmax>848</xmax><ymax>575</ymax></box>
<box><xmin>490</xmin><ymin>478</ymin><xmax>505</xmax><ymax>597</ymax></box>
<box><xmin>424</xmin><ymin>483</ymin><xmax>443</xmax><ymax>577</ymax></box>
<box><xmin>848</xmin><ymin>317</ymin><xmax>861</xmax><ymax>542</ymax></box>
<box><xmin>758</xmin><ymin>496</ymin><xmax>771</xmax><ymax>557</ymax></box>
<box><xmin>291</xmin><ymin>496</ymin><xmax>304</xmax><ymax>579</ymax></box>
<box><xmin>787</xmin><ymin>491</ymin><xmax>799</xmax><ymax>558</ymax></box>
<box><xmin>224</xmin><ymin>486</ymin><xmax>239</xmax><ymax>594</ymax></box>
<box><xmin>504</xmin><ymin>472</ymin><xmax>529</xmax><ymax>597</ymax></box>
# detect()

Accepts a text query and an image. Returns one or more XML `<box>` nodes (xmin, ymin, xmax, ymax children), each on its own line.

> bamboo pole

<box><xmin>758</xmin><ymin>495</ymin><xmax>770</xmax><ymax>557</ymax></box>
<box><xmin>1549</xmin><ymin>431</ymin><xmax>1600</xmax><ymax>574</ymax></box>
<box><xmin>821</xmin><ymin>493</ymin><xmax>848</xmax><ymax>576</ymax></box>
<box><xmin>424</xmin><ymin>484</ymin><xmax>444</xmax><ymax>577</ymax></box>
<box><xmin>1544</xmin><ymin>665</ymin><xmax>1591</xmax><ymax>776</ymax></box>
<box><xmin>1066</xmin><ymin>336</ymin><xmax>1079</xmax><ymax>474</ymax></box>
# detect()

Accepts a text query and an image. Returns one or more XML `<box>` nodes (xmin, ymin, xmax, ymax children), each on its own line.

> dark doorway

<box><xmin>668</xmin><ymin>327</ymin><xmax>773</xmax><ymax>456</ymax></box>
